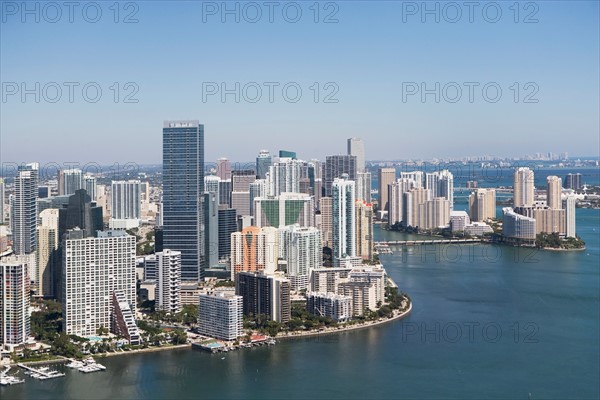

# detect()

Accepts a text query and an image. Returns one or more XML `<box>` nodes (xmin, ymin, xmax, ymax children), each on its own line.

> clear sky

<box><xmin>1</xmin><ymin>1</ymin><xmax>598</xmax><ymax>166</ymax></box>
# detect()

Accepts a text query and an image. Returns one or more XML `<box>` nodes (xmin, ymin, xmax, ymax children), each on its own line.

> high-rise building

<box><xmin>36</xmin><ymin>208</ymin><xmax>60</xmax><ymax>297</ymax></box>
<box><xmin>547</xmin><ymin>176</ymin><xmax>562</xmax><ymax>210</ymax></box>
<box><xmin>355</xmin><ymin>172</ymin><xmax>372</xmax><ymax>203</ymax></box>
<box><xmin>202</xmin><ymin>192</ymin><xmax>219</xmax><ymax>269</ymax></box>
<box><xmin>347</xmin><ymin>138</ymin><xmax>366</xmax><ymax>173</ymax></box>
<box><xmin>218</xmin><ymin>209</ymin><xmax>237</xmax><ymax>260</ymax></box>
<box><xmin>157</xmin><ymin>249</ymin><xmax>182</xmax><ymax>314</ymax></box>
<box><xmin>58</xmin><ymin>189</ymin><xmax>103</xmax><ymax>240</ymax></box>
<box><xmin>231</xmin><ymin>170</ymin><xmax>256</xmax><ymax>217</ymax></box>
<box><xmin>110</xmin><ymin>180</ymin><xmax>141</xmax><ymax>229</ymax></box>
<box><xmin>403</xmin><ymin>187</ymin><xmax>431</xmax><ymax>228</ymax></box>
<box><xmin>355</xmin><ymin>201</ymin><xmax>373</xmax><ymax>261</ymax></box>
<box><xmin>565</xmin><ymin>196</ymin><xmax>577</xmax><ymax>238</ymax></box>
<box><xmin>0</xmin><ymin>256</ymin><xmax>30</xmax><ymax>351</ymax></box>
<box><xmin>84</xmin><ymin>175</ymin><xmax>97</xmax><ymax>201</ymax></box>
<box><xmin>318</xmin><ymin>197</ymin><xmax>333</xmax><ymax>248</ymax></box>
<box><xmin>62</xmin><ymin>230</ymin><xmax>137</xmax><ymax>338</ymax></box>
<box><xmin>198</xmin><ymin>292</ymin><xmax>243</xmax><ymax>341</ymax></box>
<box><xmin>515</xmin><ymin>203</ymin><xmax>566</xmax><ymax>236</ymax></box>
<box><xmin>468</xmin><ymin>189</ymin><xmax>497</xmax><ymax>222</ymax></box>
<box><xmin>279</xmin><ymin>225</ymin><xmax>322</xmax><ymax>291</ymax></box>
<box><xmin>111</xmin><ymin>291</ymin><xmax>141</xmax><ymax>345</ymax></box>
<box><xmin>502</xmin><ymin>207</ymin><xmax>536</xmax><ymax>241</ymax></box>
<box><xmin>419</xmin><ymin>197</ymin><xmax>451</xmax><ymax>229</ymax></box>
<box><xmin>254</xmin><ymin>193</ymin><xmax>315</xmax><ymax>228</ymax></box>
<box><xmin>425</xmin><ymin>170</ymin><xmax>454</xmax><ymax>210</ymax></box>
<box><xmin>564</xmin><ymin>173</ymin><xmax>582</xmax><ymax>190</ymax></box>
<box><xmin>231</xmin><ymin>226</ymin><xmax>279</xmax><ymax>279</ymax></box>
<box><xmin>235</xmin><ymin>272</ymin><xmax>291</xmax><ymax>323</ymax></box>
<box><xmin>332</xmin><ymin>176</ymin><xmax>356</xmax><ymax>260</ymax></box>
<box><xmin>378</xmin><ymin>168</ymin><xmax>395</xmax><ymax>213</ymax></box>
<box><xmin>388</xmin><ymin>178</ymin><xmax>417</xmax><ymax>226</ymax></box>
<box><xmin>163</xmin><ymin>120</ymin><xmax>205</xmax><ymax>281</ymax></box>
<box><xmin>513</xmin><ymin>167</ymin><xmax>535</xmax><ymax>207</ymax></box>
<box><xmin>256</xmin><ymin>150</ymin><xmax>272</xmax><ymax>179</ymax></box>
<box><xmin>267</xmin><ymin>158</ymin><xmax>302</xmax><ymax>196</ymax></box>
<box><xmin>217</xmin><ymin>158</ymin><xmax>232</xmax><ymax>180</ymax></box>
<box><xmin>204</xmin><ymin>174</ymin><xmax>221</xmax><ymax>197</ymax></box>
<box><xmin>338</xmin><ymin>267</ymin><xmax>386</xmax><ymax>316</ymax></box>
<box><xmin>325</xmin><ymin>155</ymin><xmax>357</xmax><ymax>197</ymax></box>
<box><xmin>219</xmin><ymin>180</ymin><xmax>232</xmax><ymax>207</ymax></box>
<box><xmin>400</xmin><ymin>171</ymin><xmax>424</xmax><ymax>187</ymax></box>
<box><xmin>306</xmin><ymin>292</ymin><xmax>352</xmax><ymax>322</ymax></box>
<box><xmin>60</xmin><ymin>168</ymin><xmax>84</xmax><ymax>196</ymax></box>
<box><xmin>13</xmin><ymin>163</ymin><xmax>38</xmax><ymax>255</ymax></box>
<box><xmin>249</xmin><ymin>179</ymin><xmax>267</xmax><ymax>217</ymax></box>
<box><xmin>279</xmin><ymin>150</ymin><xmax>297</xmax><ymax>159</ymax></box>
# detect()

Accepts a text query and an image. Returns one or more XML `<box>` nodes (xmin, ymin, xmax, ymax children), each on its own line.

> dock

<box><xmin>17</xmin><ymin>363</ymin><xmax>65</xmax><ymax>380</ymax></box>
<box><xmin>0</xmin><ymin>366</ymin><xmax>24</xmax><ymax>386</ymax></box>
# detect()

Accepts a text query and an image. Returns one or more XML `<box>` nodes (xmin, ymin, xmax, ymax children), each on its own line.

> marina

<box><xmin>0</xmin><ymin>366</ymin><xmax>24</xmax><ymax>386</ymax></box>
<box><xmin>66</xmin><ymin>357</ymin><xmax>107</xmax><ymax>373</ymax></box>
<box><xmin>17</xmin><ymin>364</ymin><xmax>65</xmax><ymax>381</ymax></box>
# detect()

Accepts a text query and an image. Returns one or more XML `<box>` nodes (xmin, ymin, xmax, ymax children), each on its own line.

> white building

<box><xmin>254</xmin><ymin>193</ymin><xmax>315</xmax><ymax>228</ymax></box>
<box><xmin>0</xmin><ymin>257</ymin><xmax>30</xmax><ymax>351</ymax></box>
<box><xmin>0</xmin><ymin>178</ymin><xmax>5</xmax><ymax>224</ymax></box>
<box><xmin>110</xmin><ymin>180</ymin><xmax>141</xmax><ymax>229</ymax></box>
<box><xmin>278</xmin><ymin>225</ymin><xmax>322</xmax><ymax>291</ymax></box>
<box><xmin>425</xmin><ymin>170</ymin><xmax>454</xmax><ymax>210</ymax></box>
<box><xmin>347</xmin><ymin>138</ymin><xmax>365</xmax><ymax>173</ymax></box>
<box><xmin>565</xmin><ymin>196</ymin><xmax>577</xmax><ymax>238</ymax></box>
<box><xmin>355</xmin><ymin>172</ymin><xmax>372</xmax><ymax>203</ymax></box>
<box><xmin>62</xmin><ymin>230</ymin><xmax>137</xmax><ymax>338</ymax></box>
<box><xmin>60</xmin><ymin>168</ymin><xmax>84</xmax><ymax>196</ymax></box>
<box><xmin>13</xmin><ymin>163</ymin><xmax>38</xmax><ymax>255</ymax></box>
<box><xmin>502</xmin><ymin>207</ymin><xmax>536</xmax><ymax>241</ymax></box>
<box><xmin>332</xmin><ymin>176</ymin><xmax>356</xmax><ymax>262</ymax></box>
<box><xmin>267</xmin><ymin>158</ymin><xmax>303</xmax><ymax>196</ymax></box>
<box><xmin>198</xmin><ymin>292</ymin><xmax>243</xmax><ymax>341</ymax></box>
<box><xmin>157</xmin><ymin>250</ymin><xmax>182</xmax><ymax>314</ymax></box>
<box><xmin>514</xmin><ymin>167</ymin><xmax>535</xmax><ymax>207</ymax></box>
<box><xmin>469</xmin><ymin>188</ymin><xmax>497</xmax><ymax>221</ymax></box>
<box><xmin>388</xmin><ymin>177</ymin><xmax>417</xmax><ymax>227</ymax></box>
<box><xmin>307</xmin><ymin>292</ymin><xmax>352</xmax><ymax>322</ymax></box>
<box><xmin>450</xmin><ymin>211</ymin><xmax>470</xmax><ymax>232</ymax></box>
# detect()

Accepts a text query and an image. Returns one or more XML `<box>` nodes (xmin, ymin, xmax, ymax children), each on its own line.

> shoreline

<box><xmin>276</xmin><ymin>301</ymin><xmax>413</xmax><ymax>341</ymax></box>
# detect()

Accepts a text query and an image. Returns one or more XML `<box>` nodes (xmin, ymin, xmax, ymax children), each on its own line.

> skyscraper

<box><xmin>319</xmin><ymin>197</ymin><xmax>333</xmax><ymax>248</ymax></box>
<box><xmin>514</xmin><ymin>167</ymin><xmax>535</xmax><ymax>207</ymax></box>
<box><xmin>202</xmin><ymin>191</ymin><xmax>219</xmax><ymax>269</ymax></box>
<box><xmin>564</xmin><ymin>173</ymin><xmax>582</xmax><ymax>190</ymax></box>
<box><xmin>84</xmin><ymin>175</ymin><xmax>97</xmax><ymax>201</ymax></box>
<box><xmin>253</xmin><ymin>193</ymin><xmax>315</xmax><ymax>228</ymax></box>
<box><xmin>565</xmin><ymin>196</ymin><xmax>577</xmax><ymax>238</ymax></box>
<box><xmin>163</xmin><ymin>120</ymin><xmax>205</xmax><ymax>281</ymax></box>
<box><xmin>347</xmin><ymin>138</ymin><xmax>366</xmax><ymax>173</ymax></box>
<box><xmin>388</xmin><ymin>177</ymin><xmax>417</xmax><ymax>226</ymax></box>
<box><xmin>468</xmin><ymin>189</ymin><xmax>497</xmax><ymax>222</ymax></box>
<box><xmin>13</xmin><ymin>163</ymin><xmax>38</xmax><ymax>255</ymax></box>
<box><xmin>110</xmin><ymin>180</ymin><xmax>142</xmax><ymax>229</ymax></box>
<box><xmin>425</xmin><ymin>170</ymin><xmax>454</xmax><ymax>210</ymax></box>
<box><xmin>218</xmin><ymin>208</ymin><xmax>237</xmax><ymax>260</ymax></box>
<box><xmin>404</xmin><ymin>187</ymin><xmax>431</xmax><ymax>227</ymax></box>
<box><xmin>332</xmin><ymin>176</ymin><xmax>356</xmax><ymax>260</ymax></box>
<box><xmin>355</xmin><ymin>171</ymin><xmax>372</xmax><ymax>203</ymax></box>
<box><xmin>256</xmin><ymin>150</ymin><xmax>272</xmax><ymax>179</ymax></box>
<box><xmin>355</xmin><ymin>201</ymin><xmax>373</xmax><ymax>261</ymax></box>
<box><xmin>547</xmin><ymin>176</ymin><xmax>562</xmax><ymax>209</ymax></box>
<box><xmin>378</xmin><ymin>168</ymin><xmax>395</xmax><ymax>213</ymax></box>
<box><xmin>230</xmin><ymin>226</ymin><xmax>279</xmax><ymax>279</ymax></box>
<box><xmin>60</xmin><ymin>168</ymin><xmax>84</xmax><ymax>196</ymax></box>
<box><xmin>36</xmin><ymin>208</ymin><xmax>60</xmax><ymax>297</ymax></box>
<box><xmin>0</xmin><ymin>256</ymin><xmax>30</xmax><ymax>351</ymax></box>
<box><xmin>325</xmin><ymin>155</ymin><xmax>357</xmax><ymax>196</ymax></box>
<box><xmin>267</xmin><ymin>158</ymin><xmax>302</xmax><ymax>196</ymax></box>
<box><xmin>235</xmin><ymin>272</ymin><xmax>291</xmax><ymax>323</ymax></box>
<box><xmin>278</xmin><ymin>225</ymin><xmax>322</xmax><ymax>291</ymax></box>
<box><xmin>0</xmin><ymin>178</ymin><xmax>5</xmax><ymax>224</ymax></box>
<box><xmin>157</xmin><ymin>249</ymin><xmax>182</xmax><ymax>314</ymax></box>
<box><xmin>217</xmin><ymin>157</ymin><xmax>232</xmax><ymax>180</ymax></box>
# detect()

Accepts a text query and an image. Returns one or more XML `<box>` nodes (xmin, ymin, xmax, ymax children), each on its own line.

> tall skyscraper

<box><xmin>404</xmin><ymin>187</ymin><xmax>431</xmax><ymax>227</ymax></box>
<box><xmin>279</xmin><ymin>150</ymin><xmax>297</xmax><ymax>159</ymax></box>
<box><xmin>217</xmin><ymin>157</ymin><xmax>232</xmax><ymax>180</ymax></box>
<box><xmin>110</xmin><ymin>180</ymin><xmax>142</xmax><ymax>229</ymax></box>
<box><xmin>388</xmin><ymin>177</ymin><xmax>417</xmax><ymax>226</ymax></box>
<box><xmin>278</xmin><ymin>225</ymin><xmax>322</xmax><ymax>291</ymax></box>
<box><xmin>319</xmin><ymin>197</ymin><xmax>333</xmax><ymax>248</ymax></box>
<box><xmin>400</xmin><ymin>171</ymin><xmax>424</xmax><ymax>187</ymax></box>
<box><xmin>157</xmin><ymin>249</ymin><xmax>182</xmax><ymax>314</ymax></box>
<box><xmin>267</xmin><ymin>158</ymin><xmax>302</xmax><ymax>196</ymax></box>
<box><xmin>204</xmin><ymin>174</ymin><xmax>221</xmax><ymax>198</ymax></box>
<box><xmin>84</xmin><ymin>175</ymin><xmax>97</xmax><ymax>201</ymax></box>
<box><xmin>378</xmin><ymin>168</ymin><xmax>395</xmax><ymax>213</ymax></box>
<box><xmin>218</xmin><ymin>209</ymin><xmax>237</xmax><ymax>260</ymax></box>
<box><xmin>468</xmin><ymin>189</ymin><xmax>497</xmax><ymax>222</ymax></box>
<box><xmin>325</xmin><ymin>155</ymin><xmax>357</xmax><ymax>196</ymax></box>
<box><xmin>419</xmin><ymin>197</ymin><xmax>451</xmax><ymax>229</ymax></box>
<box><xmin>202</xmin><ymin>192</ymin><xmax>219</xmax><ymax>268</ymax></box>
<box><xmin>0</xmin><ymin>256</ymin><xmax>30</xmax><ymax>351</ymax></box>
<box><xmin>332</xmin><ymin>176</ymin><xmax>356</xmax><ymax>260</ymax></box>
<box><xmin>564</xmin><ymin>173</ymin><xmax>582</xmax><ymax>190</ymax></box>
<box><xmin>565</xmin><ymin>196</ymin><xmax>577</xmax><ymax>238</ymax></box>
<box><xmin>235</xmin><ymin>272</ymin><xmax>291</xmax><ymax>323</ymax></box>
<box><xmin>347</xmin><ymin>138</ymin><xmax>366</xmax><ymax>173</ymax></box>
<box><xmin>253</xmin><ymin>193</ymin><xmax>315</xmax><ymax>228</ymax></box>
<box><xmin>36</xmin><ymin>208</ymin><xmax>60</xmax><ymax>297</ymax></box>
<box><xmin>163</xmin><ymin>120</ymin><xmax>205</xmax><ymax>281</ymax></box>
<box><xmin>547</xmin><ymin>176</ymin><xmax>562</xmax><ymax>209</ymax></box>
<box><xmin>60</xmin><ymin>168</ymin><xmax>84</xmax><ymax>196</ymax></box>
<box><xmin>58</xmin><ymin>189</ymin><xmax>104</xmax><ymax>240</ymax></box>
<box><xmin>256</xmin><ymin>150</ymin><xmax>272</xmax><ymax>179</ymax></box>
<box><xmin>514</xmin><ymin>167</ymin><xmax>535</xmax><ymax>207</ymax></box>
<box><xmin>355</xmin><ymin>201</ymin><xmax>373</xmax><ymax>261</ymax></box>
<box><xmin>231</xmin><ymin>170</ymin><xmax>256</xmax><ymax>217</ymax></box>
<box><xmin>425</xmin><ymin>170</ymin><xmax>454</xmax><ymax>210</ymax></box>
<box><xmin>355</xmin><ymin>171</ymin><xmax>372</xmax><ymax>203</ymax></box>
<box><xmin>62</xmin><ymin>230</ymin><xmax>137</xmax><ymax>337</ymax></box>
<box><xmin>13</xmin><ymin>163</ymin><xmax>38</xmax><ymax>255</ymax></box>
<box><xmin>230</xmin><ymin>226</ymin><xmax>279</xmax><ymax>279</ymax></box>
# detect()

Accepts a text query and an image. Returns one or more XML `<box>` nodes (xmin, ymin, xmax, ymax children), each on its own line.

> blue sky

<box><xmin>1</xmin><ymin>1</ymin><xmax>598</xmax><ymax>165</ymax></box>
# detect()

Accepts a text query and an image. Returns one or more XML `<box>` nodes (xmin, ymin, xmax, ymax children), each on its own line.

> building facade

<box><xmin>198</xmin><ymin>292</ymin><xmax>243</xmax><ymax>341</ymax></box>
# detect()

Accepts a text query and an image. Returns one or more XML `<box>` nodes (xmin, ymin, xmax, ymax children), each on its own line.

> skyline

<box><xmin>1</xmin><ymin>1</ymin><xmax>599</xmax><ymax>164</ymax></box>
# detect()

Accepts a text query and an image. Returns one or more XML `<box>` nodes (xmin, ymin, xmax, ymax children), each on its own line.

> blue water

<box><xmin>3</xmin><ymin>210</ymin><xmax>599</xmax><ymax>399</ymax></box>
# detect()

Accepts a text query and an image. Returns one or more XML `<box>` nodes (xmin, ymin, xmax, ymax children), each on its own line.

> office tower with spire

<box><xmin>514</xmin><ymin>167</ymin><xmax>535</xmax><ymax>207</ymax></box>
<box><xmin>163</xmin><ymin>120</ymin><xmax>205</xmax><ymax>281</ymax></box>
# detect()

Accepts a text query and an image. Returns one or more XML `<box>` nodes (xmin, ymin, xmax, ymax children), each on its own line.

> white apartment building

<box><xmin>198</xmin><ymin>292</ymin><xmax>243</xmax><ymax>341</ymax></box>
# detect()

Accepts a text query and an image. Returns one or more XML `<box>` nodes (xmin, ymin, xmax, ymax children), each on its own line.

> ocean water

<box><xmin>3</xmin><ymin>209</ymin><xmax>599</xmax><ymax>399</ymax></box>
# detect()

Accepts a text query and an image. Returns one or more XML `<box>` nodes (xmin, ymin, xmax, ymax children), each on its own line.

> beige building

<box><xmin>514</xmin><ymin>167</ymin><xmax>535</xmax><ymax>207</ymax></box>
<box><xmin>404</xmin><ymin>187</ymin><xmax>431</xmax><ymax>228</ymax></box>
<box><xmin>378</xmin><ymin>168</ymin><xmax>396</xmax><ymax>213</ymax></box>
<box><xmin>318</xmin><ymin>197</ymin><xmax>333</xmax><ymax>248</ymax></box>
<box><xmin>355</xmin><ymin>201</ymin><xmax>373</xmax><ymax>261</ymax></box>
<box><xmin>469</xmin><ymin>189</ymin><xmax>497</xmax><ymax>222</ymax></box>
<box><xmin>547</xmin><ymin>176</ymin><xmax>562</xmax><ymax>210</ymax></box>
<box><xmin>419</xmin><ymin>197</ymin><xmax>451</xmax><ymax>230</ymax></box>
<box><xmin>36</xmin><ymin>208</ymin><xmax>60</xmax><ymax>297</ymax></box>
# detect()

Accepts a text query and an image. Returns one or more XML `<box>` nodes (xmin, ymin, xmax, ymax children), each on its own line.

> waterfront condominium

<box><xmin>355</xmin><ymin>201</ymin><xmax>373</xmax><ymax>261</ymax></box>
<box><xmin>62</xmin><ymin>229</ymin><xmax>137</xmax><ymax>338</ymax></box>
<box><xmin>378</xmin><ymin>168</ymin><xmax>395</xmax><ymax>213</ymax></box>
<box><xmin>278</xmin><ymin>225</ymin><xmax>322</xmax><ymax>291</ymax></box>
<box><xmin>198</xmin><ymin>292</ymin><xmax>243</xmax><ymax>341</ymax></box>
<box><xmin>0</xmin><ymin>256</ymin><xmax>30</xmax><ymax>352</ymax></box>
<box><xmin>425</xmin><ymin>170</ymin><xmax>454</xmax><ymax>210</ymax></box>
<box><xmin>547</xmin><ymin>176</ymin><xmax>562</xmax><ymax>210</ymax></box>
<box><xmin>332</xmin><ymin>176</ymin><xmax>356</xmax><ymax>262</ymax></box>
<box><xmin>513</xmin><ymin>167</ymin><xmax>535</xmax><ymax>207</ymax></box>
<box><xmin>235</xmin><ymin>272</ymin><xmax>291</xmax><ymax>323</ymax></box>
<box><xmin>162</xmin><ymin>120</ymin><xmax>205</xmax><ymax>281</ymax></box>
<box><xmin>13</xmin><ymin>163</ymin><xmax>38</xmax><ymax>255</ymax></box>
<box><xmin>157</xmin><ymin>249</ymin><xmax>182</xmax><ymax>314</ymax></box>
<box><xmin>502</xmin><ymin>207</ymin><xmax>536</xmax><ymax>242</ymax></box>
<box><xmin>230</xmin><ymin>226</ymin><xmax>279</xmax><ymax>279</ymax></box>
<box><xmin>468</xmin><ymin>189</ymin><xmax>497</xmax><ymax>222</ymax></box>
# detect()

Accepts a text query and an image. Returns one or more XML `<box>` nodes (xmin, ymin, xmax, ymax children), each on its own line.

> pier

<box><xmin>375</xmin><ymin>238</ymin><xmax>482</xmax><ymax>246</ymax></box>
<box><xmin>17</xmin><ymin>363</ymin><xmax>65</xmax><ymax>380</ymax></box>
